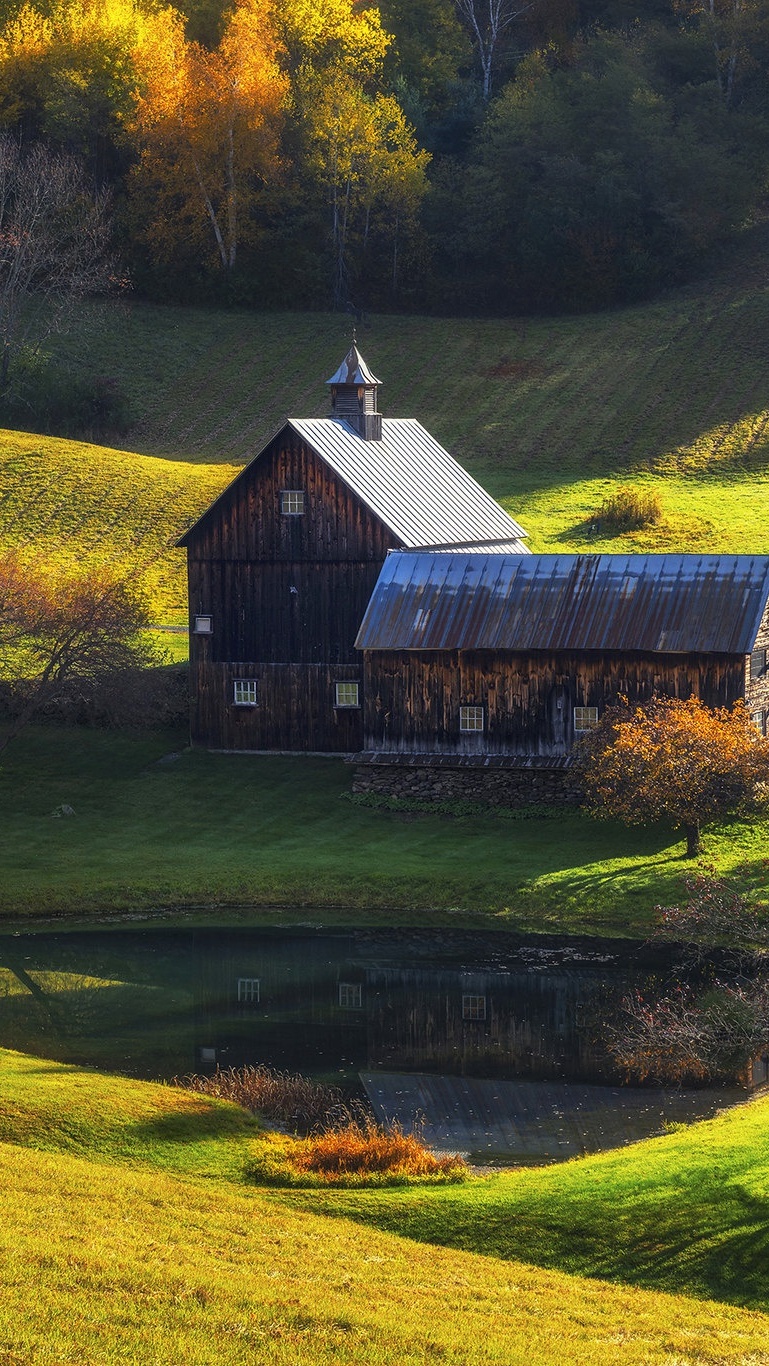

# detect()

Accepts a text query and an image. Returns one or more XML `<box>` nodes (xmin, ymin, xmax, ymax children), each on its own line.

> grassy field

<box><xmin>1</xmin><ymin>1046</ymin><xmax>769</xmax><ymax>1364</ymax></box>
<box><xmin>0</xmin><ymin>724</ymin><xmax>767</xmax><ymax>932</ymax></box>
<box><xmin>4</xmin><ymin>222</ymin><xmax>769</xmax><ymax>627</ymax></box>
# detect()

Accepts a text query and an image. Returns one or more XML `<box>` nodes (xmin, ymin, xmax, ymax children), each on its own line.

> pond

<box><xmin>0</xmin><ymin>924</ymin><xmax>754</xmax><ymax>1161</ymax></box>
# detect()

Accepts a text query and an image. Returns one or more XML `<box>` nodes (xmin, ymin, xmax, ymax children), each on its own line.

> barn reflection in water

<box><xmin>194</xmin><ymin>929</ymin><xmax>655</xmax><ymax>1086</ymax></box>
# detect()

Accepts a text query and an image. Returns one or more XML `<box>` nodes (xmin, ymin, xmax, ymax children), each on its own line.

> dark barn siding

<box><xmin>746</xmin><ymin>598</ymin><xmax>769</xmax><ymax>728</ymax></box>
<box><xmin>186</xmin><ymin>432</ymin><xmax>398</xmax><ymax>750</ymax></box>
<box><xmin>362</xmin><ymin>648</ymin><xmax>747</xmax><ymax>756</ymax></box>
<box><xmin>190</xmin><ymin>661</ymin><xmax>364</xmax><ymax>751</ymax></box>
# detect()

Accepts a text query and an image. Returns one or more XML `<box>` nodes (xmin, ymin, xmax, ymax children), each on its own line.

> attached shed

<box><xmin>178</xmin><ymin>346</ymin><xmax>528</xmax><ymax>752</ymax></box>
<box><xmin>352</xmin><ymin>551</ymin><xmax>769</xmax><ymax>802</ymax></box>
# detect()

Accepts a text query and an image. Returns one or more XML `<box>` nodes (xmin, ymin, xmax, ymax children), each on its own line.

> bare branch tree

<box><xmin>454</xmin><ymin>0</ymin><xmax>539</xmax><ymax>100</ymax></box>
<box><xmin>0</xmin><ymin>136</ymin><xmax>111</xmax><ymax>391</ymax></box>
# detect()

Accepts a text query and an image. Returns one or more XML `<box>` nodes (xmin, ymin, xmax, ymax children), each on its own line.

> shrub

<box><xmin>177</xmin><ymin>1063</ymin><xmax>368</xmax><ymax>1134</ymax></box>
<box><xmin>293</xmin><ymin>1118</ymin><xmax>468</xmax><ymax>1181</ymax></box>
<box><xmin>596</xmin><ymin>486</ymin><xmax>663</xmax><ymax>532</ymax></box>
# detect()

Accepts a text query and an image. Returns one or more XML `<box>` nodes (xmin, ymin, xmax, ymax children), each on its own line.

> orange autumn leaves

<box><xmin>128</xmin><ymin>0</ymin><xmax>287</xmax><ymax>273</ymax></box>
<box><xmin>0</xmin><ymin>0</ymin><xmax>429</xmax><ymax>286</ymax></box>
<box><xmin>576</xmin><ymin>694</ymin><xmax>769</xmax><ymax>857</ymax></box>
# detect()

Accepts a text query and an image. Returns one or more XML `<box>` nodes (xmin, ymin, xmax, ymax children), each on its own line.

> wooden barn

<box><xmin>179</xmin><ymin>345</ymin><xmax>528</xmax><ymax>752</ymax></box>
<box><xmin>352</xmin><ymin>550</ymin><xmax>769</xmax><ymax>803</ymax></box>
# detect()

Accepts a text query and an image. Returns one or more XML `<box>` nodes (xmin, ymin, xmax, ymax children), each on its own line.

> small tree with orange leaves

<box><xmin>575</xmin><ymin>695</ymin><xmax>769</xmax><ymax>858</ymax></box>
<box><xmin>0</xmin><ymin>551</ymin><xmax>162</xmax><ymax>753</ymax></box>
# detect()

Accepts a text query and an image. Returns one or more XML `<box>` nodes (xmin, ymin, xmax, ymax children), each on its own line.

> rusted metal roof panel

<box><xmin>355</xmin><ymin>552</ymin><xmax>769</xmax><ymax>654</ymax></box>
<box><xmin>290</xmin><ymin>418</ymin><xmax>529</xmax><ymax>550</ymax></box>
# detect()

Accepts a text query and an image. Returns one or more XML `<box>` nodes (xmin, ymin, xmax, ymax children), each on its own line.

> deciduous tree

<box><xmin>0</xmin><ymin>552</ymin><xmax>162</xmax><ymax>752</ymax></box>
<box><xmin>0</xmin><ymin>134</ymin><xmax>111</xmax><ymax>391</ymax></box>
<box><xmin>575</xmin><ymin>694</ymin><xmax>769</xmax><ymax>857</ymax></box>
<box><xmin>128</xmin><ymin>0</ymin><xmax>287</xmax><ymax>279</ymax></box>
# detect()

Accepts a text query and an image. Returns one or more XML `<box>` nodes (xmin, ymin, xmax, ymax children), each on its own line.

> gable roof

<box><xmin>179</xmin><ymin>417</ymin><xmax>528</xmax><ymax>551</ymax></box>
<box><xmin>356</xmin><ymin>552</ymin><xmax>769</xmax><ymax>655</ymax></box>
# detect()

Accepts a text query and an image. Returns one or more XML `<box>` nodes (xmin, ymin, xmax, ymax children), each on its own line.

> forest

<box><xmin>0</xmin><ymin>0</ymin><xmax>767</xmax><ymax>322</ymax></box>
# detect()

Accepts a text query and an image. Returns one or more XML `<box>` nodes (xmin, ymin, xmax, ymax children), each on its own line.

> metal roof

<box><xmin>355</xmin><ymin>552</ymin><xmax>769</xmax><ymax>654</ymax></box>
<box><xmin>288</xmin><ymin>418</ymin><xmax>528</xmax><ymax>549</ymax></box>
<box><xmin>326</xmin><ymin>344</ymin><xmax>381</xmax><ymax>387</ymax></box>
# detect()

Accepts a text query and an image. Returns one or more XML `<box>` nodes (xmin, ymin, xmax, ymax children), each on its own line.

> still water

<box><xmin>1</xmin><ymin>924</ymin><xmax>751</xmax><ymax>1160</ymax></box>
<box><xmin>0</xmin><ymin>924</ymin><xmax>685</xmax><ymax>1084</ymax></box>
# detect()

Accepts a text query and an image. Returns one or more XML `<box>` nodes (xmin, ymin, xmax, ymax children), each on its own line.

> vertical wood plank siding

<box><xmin>186</xmin><ymin>432</ymin><xmax>398</xmax><ymax>750</ymax></box>
<box><xmin>363</xmin><ymin>649</ymin><xmax>747</xmax><ymax>756</ymax></box>
<box><xmin>746</xmin><ymin>598</ymin><xmax>769</xmax><ymax>728</ymax></box>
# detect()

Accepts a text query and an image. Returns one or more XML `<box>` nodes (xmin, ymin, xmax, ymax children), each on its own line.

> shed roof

<box><xmin>179</xmin><ymin>418</ymin><xmax>528</xmax><ymax>551</ymax></box>
<box><xmin>355</xmin><ymin>552</ymin><xmax>769</xmax><ymax>655</ymax></box>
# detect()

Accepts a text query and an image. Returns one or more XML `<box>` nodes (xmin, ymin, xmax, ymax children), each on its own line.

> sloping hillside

<box><xmin>1</xmin><ymin>1048</ymin><xmax>768</xmax><ymax>1365</ymax></box>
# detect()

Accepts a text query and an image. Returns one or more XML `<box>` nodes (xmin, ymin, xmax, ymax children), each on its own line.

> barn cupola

<box><xmin>326</xmin><ymin>341</ymin><xmax>382</xmax><ymax>441</ymax></box>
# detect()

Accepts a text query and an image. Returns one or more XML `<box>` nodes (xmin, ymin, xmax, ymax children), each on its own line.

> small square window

<box><xmin>193</xmin><ymin>614</ymin><xmax>213</xmax><ymax>634</ymax></box>
<box><xmin>233</xmin><ymin>679</ymin><xmax>258</xmax><ymax>706</ymax></box>
<box><xmin>574</xmin><ymin>706</ymin><xmax>600</xmax><ymax>733</ymax></box>
<box><xmin>335</xmin><ymin>682</ymin><xmax>360</xmax><ymax>708</ymax></box>
<box><xmin>751</xmin><ymin>647</ymin><xmax>767</xmax><ymax>680</ymax></box>
<box><xmin>339</xmin><ymin>982</ymin><xmax>362</xmax><ymax>1009</ymax></box>
<box><xmin>752</xmin><ymin>711</ymin><xmax>767</xmax><ymax>737</ymax></box>
<box><xmin>280</xmin><ymin>490</ymin><xmax>305</xmax><ymax>515</ymax></box>
<box><xmin>459</xmin><ymin>705</ymin><xmax>484</xmax><ymax>733</ymax></box>
<box><xmin>462</xmin><ymin>993</ymin><xmax>486</xmax><ymax>1021</ymax></box>
<box><xmin>237</xmin><ymin>977</ymin><xmax>260</xmax><ymax>1004</ymax></box>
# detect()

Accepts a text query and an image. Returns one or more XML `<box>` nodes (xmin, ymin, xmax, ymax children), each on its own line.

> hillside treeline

<box><xmin>0</xmin><ymin>0</ymin><xmax>768</xmax><ymax>314</ymax></box>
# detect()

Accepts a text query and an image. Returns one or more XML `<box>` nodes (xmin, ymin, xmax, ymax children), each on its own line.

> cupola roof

<box><xmin>326</xmin><ymin>342</ymin><xmax>381</xmax><ymax>388</ymax></box>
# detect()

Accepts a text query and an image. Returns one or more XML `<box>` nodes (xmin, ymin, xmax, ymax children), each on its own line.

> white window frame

<box><xmin>193</xmin><ymin>614</ymin><xmax>213</xmax><ymax>635</ymax></box>
<box><xmin>574</xmin><ymin>706</ymin><xmax>600</xmax><ymax>733</ymax></box>
<box><xmin>280</xmin><ymin>490</ymin><xmax>305</xmax><ymax>515</ymax></box>
<box><xmin>752</xmin><ymin>711</ymin><xmax>767</xmax><ymax>737</ymax></box>
<box><xmin>233</xmin><ymin>679</ymin><xmax>258</xmax><ymax>707</ymax></box>
<box><xmin>335</xmin><ymin>682</ymin><xmax>360</xmax><ymax>709</ymax></box>
<box><xmin>462</xmin><ymin>993</ymin><xmax>486</xmax><ymax>1021</ymax></box>
<box><xmin>459</xmin><ymin>705</ymin><xmax>484</xmax><ymax>733</ymax></box>
<box><xmin>237</xmin><ymin>977</ymin><xmax>260</xmax><ymax>1004</ymax></box>
<box><xmin>338</xmin><ymin>982</ymin><xmax>362</xmax><ymax>1010</ymax></box>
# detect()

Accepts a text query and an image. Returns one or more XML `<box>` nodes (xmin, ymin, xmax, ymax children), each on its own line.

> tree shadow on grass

<box><xmin>275</xmin><ymin>1182</ymin><xmax>769</xmax><ymax>1314</ymax></box>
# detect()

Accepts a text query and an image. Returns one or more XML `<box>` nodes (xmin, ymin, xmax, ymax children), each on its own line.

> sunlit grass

<box><xmin>299</xmin><ymin>1090</ymin><xmax>769</xmax><ymax>1314</ymax></box>
<box><xmin>1</xmin><ymin>1049</ymin><xmax>769</xmax><ymax>1363</ymax></box>
<box><xmin>0</xmin><ymin>725</ymin><xmax>767</xmax><ymax>932</ymax></box>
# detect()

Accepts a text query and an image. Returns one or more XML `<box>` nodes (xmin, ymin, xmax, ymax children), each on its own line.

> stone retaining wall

<box><xmin>351</xmin><ymin>762</ymin><xmax>584</xmax><ymax>807</ymax></box>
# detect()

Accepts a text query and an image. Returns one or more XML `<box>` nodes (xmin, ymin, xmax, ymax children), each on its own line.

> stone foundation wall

<box><xmin>351</xmin><ymin>763</ymin><xmax>584</xmax><ymax>807</ymax></box>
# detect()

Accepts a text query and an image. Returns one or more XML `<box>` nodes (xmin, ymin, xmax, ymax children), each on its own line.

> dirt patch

<box><xmin>486</xmin><ymin>356</ymin><xmax>546</xmax><ymax>380</ymax></box>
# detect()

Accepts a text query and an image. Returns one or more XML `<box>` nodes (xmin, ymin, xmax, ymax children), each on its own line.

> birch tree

<box><xmin>454</xmin><ymin>0</ymin><xmax>539</xmax><ymax>100</ymax></box>
<box><xmin>129</xmin><ymin>0</ymin><xmax>286</xmax><ymax>277</ymax></box>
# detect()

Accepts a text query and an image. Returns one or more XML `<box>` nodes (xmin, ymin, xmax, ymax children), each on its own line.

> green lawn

<box><xmin>0</xmin><ymin>725</ymin><xmax>766</xmax><ymax>933</ymax></box>
<box><xmin>293</xmin><ymin>1094</ymin><xmax>769</xmax><ymax>1313</ymax></box>
<box><xmin>1</xmin><ymin>1048</ymin><xmax>769</xmax><ymax>1364</ymax></box>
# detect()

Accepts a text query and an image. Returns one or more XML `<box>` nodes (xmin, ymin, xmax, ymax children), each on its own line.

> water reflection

<box><xmin>0</xmin><ymin>925</ymin><xmax>702</xmax><ymax>1086</ymax></box>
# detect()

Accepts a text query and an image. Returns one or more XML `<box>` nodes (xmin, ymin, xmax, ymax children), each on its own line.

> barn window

<box><xmin>752</xmin><ymin>711</ymin><xmax>767</xmax><ymax>737</ymax></box>
<box><xmin>751</xmin><ymin>647</ymin><xmax>768</xmax><ymax>679</ymax></box>
<box><xmin>193</xmin><ymin>614</ymin><xmax>213</xmax><ymax>634</ymax></box>
<box><xmin>280</xmin><ymin>490</ymin><xmax>305</xmax><ymax>515</ymax></box>
<box><xmin>335</xmin><ymin>682</ymin><xmax>360</xmax><ymax>708</ymax></box>
<box><xmin>459</xmin><ymin>705</ymin><xmax>484</xmax><ymax>732</ymax></box>
<box><xmin>233</xmin><ymin>679</ymin><xmax>258</xmax><ymax>706</ymax></box>
<box><xmin>574</xmin><ymin>706</ymin><xmax>600</xmax><ymax>732</ymax></box>
<box><xmin>462</xmin><ymin>994</ymin><xmax>486</xmax><ymax>1021</ymax></box>
<box><xmin>339</xmin><ymin>982</ymin><xmax>362</xmax><ymax>1009</ymax></box>
<box><xmin>236</xmin><ymin>977</ymin><xmax>260</xmax><ymax>1004</ymax></box>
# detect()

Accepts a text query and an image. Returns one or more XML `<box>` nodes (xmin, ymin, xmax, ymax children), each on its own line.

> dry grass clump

<box><xmin>596</xmin><ymin>486</ymin><xmax>663</xmax><ymax>532</ymax></box>
<box><xmin>178</xmin><ymin>1064</ymin><xmax>367</xmax><ymax>1135</ymax></box>
<box><xmin>293</xmin><ymin>1118</ymin><xmax>468</xmax><ymax>1181</ymax></box>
